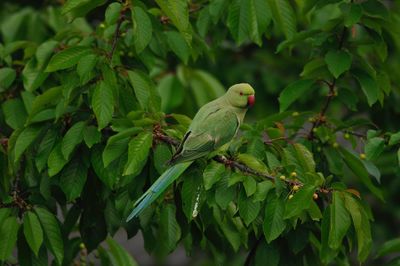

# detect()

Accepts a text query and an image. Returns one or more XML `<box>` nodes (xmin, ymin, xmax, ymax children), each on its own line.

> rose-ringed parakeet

<box><xmin>126</xmin><ymin>83</ymin><xmax>255</xmax><ymax>221</ymax></box>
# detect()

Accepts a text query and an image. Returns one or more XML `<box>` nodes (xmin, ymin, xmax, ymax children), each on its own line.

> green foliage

<box><xmin>0</xmin><ymin>0</ymin><xmax>399</xmax><ymax>265</ymax></box>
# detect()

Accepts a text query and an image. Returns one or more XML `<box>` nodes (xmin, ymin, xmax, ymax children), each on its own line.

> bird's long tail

<box><xmin>126</xmin><ymin>161</ymin><xmax>193</xmax><ymax>222</ymax></box>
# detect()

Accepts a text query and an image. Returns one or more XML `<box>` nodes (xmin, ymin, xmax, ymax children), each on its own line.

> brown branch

<box><xmin>244</xmin><ymin>236</ymin><xmax>263</xmax><ymax>266</ymax></box>
<box><xmin>107</xmin><ymin>6</ymin><xmax>128</xmax><ymax>61</ymax></box>
<box><xmin>308</xmin><ymin>26</ymin><xmax>348</xmax><ymax>140</ymax></box>
<box><xmin>153</xmin><ymin>126</ymin><xmax>302</xmax><ymax>186</ymax></box>
<box><xmin>344</xmin><ymin>130</ymin><xmax>366</xmax><ymax>138</ymax></box>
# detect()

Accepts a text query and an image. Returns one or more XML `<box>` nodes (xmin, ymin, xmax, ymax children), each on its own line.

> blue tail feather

<box><xmin>126</xmin><ymin>161</ymin><xmax>193</xmax><ymax>222</ymax></box>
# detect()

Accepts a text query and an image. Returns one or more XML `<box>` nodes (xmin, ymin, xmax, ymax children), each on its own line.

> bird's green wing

<box><xmin>172</xmin><ymin>109</ymin><xmax>239</xmax><ymax>163</ymax></box>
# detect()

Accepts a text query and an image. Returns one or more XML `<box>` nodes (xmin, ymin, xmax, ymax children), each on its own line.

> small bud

<box><xmin>332</xmin><ymin>142</ymin><xmax>339</xmax><ymax>148</ymax></box>
<box><xmin>279</xmin><ymin>175</ymin><xmax>286</xmax><ymax>180</ymax></box>
<box><xmin>360</xmin><ymin>153</ymin><xmax>366</xmax><ymax>160</ymax></box>
<box><xmin>312</xmin><ymin>127</ymin><xmax>318</xmax><ymax>133</ymax></box>
<box><xmin>292</xmin><ymin>185</ymin><xmax>299</xmax><ymax>191</ymax></box>
<box><xmin>99</xmin><ymin>23</ymin><xmax>105</xmax><ymax>28</ymax></box>
<box><xmin>317</xmin><ymin>146</ymin><xmax>322</xmax><ymax>152</ymax></box>
<box><xmin>288</xmin><ymin>194</ymin><xmax>294</xmax><ymax>200</ymax></box>
<box><xmin>344</xmin><ymin>133</ymin><xmax>350</xmax><ymax>139</ymax></box>
<box><xmin>313</xmin><ymin>193</ymin><xmax>318</xmax><ymax>200</ymax></box>
<box><xmin>79</xmin><ymin>243</ymin><xmax>85</xmax><ymax>249</ymax></box>
<box><xmin>290</xmin><ymin>172</ymin><xmax>297</xmax><ymax>178</ymax></box>
<box><xmin>292</xmin><ymin>111</ymin><xmax>299</xmax><ymax>116</ymax></box>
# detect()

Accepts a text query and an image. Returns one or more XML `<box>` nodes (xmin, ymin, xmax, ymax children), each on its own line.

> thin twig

<box><xmin>244</xmin><ymin>236</ymin><xmax>263</xmax><ymax>266</ymax></box>
<box><xmin>344</xmin><ymin>130</ymin><xmax>366</xmax><ymax>138</ymax></box>
<box><xmin>308</xmin><ymin>26</ymin><xmax>347</xmax><ymax>139</ymax></box>
<box><xmin>107</xmin><ymin>7</ymin><xmax>127</xmax><ymax>61</ymax></box>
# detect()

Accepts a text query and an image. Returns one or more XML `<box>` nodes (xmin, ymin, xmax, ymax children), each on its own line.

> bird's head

<box><xmin>226</xmin><ymin>83</ymin><xmax>255</xmax><ymax>108</ymax></box>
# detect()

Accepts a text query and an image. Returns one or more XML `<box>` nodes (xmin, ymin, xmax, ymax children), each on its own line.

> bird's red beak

<box><xmin>247</xmin><ymin>95</ymin><xmax>255</xmax><ymax>108</ymax></box>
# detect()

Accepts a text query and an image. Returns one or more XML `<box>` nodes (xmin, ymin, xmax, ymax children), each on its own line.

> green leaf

<box><xmin>364</xmin><ymin>137</ymin><xmax>385</xmax><ymax>161</ymax></box>
<box><xmin>239</xmin><ymin>190</ymin><xmax>261</xmax><ymax>226</ymax></box>
<box><xmin>337</xmin><ymin>87</ymin><xmax>358</xmax><ymax>111</ymax></box>
<box><xmin>2</xmin><ymin>98</ymin><xmax>27</xmax><ymax>129</ymax></box>
<box><xmin>343</xmin><ymin>193</ymin><xmax>372</xmax><ymax>262</ymax></box>
<box><xmin>127</xmin><ymin>70</ymin><xmax>161</xmax><ymax>112</ymax></box>
<box><xmin>203</xmin><ymin>161</ymin><xmax>226</xmax><ymax>190</ymax></box>
<box><xmin>237</xmin><ymin>153</ymin><xmax>269</xmax><ymax>174</ymax></box>
<box><xmin>279</xmin><ymin>79</ymin><xmax>314</xmax><ymax>112</ymax></box>
<box><xmin>153</xmin><ymin>143</ymin><xmax>172</xmax><ymax>174</ymax></box>
<box><xmin>62</xmin><ymin>0</ymin><xmax>106</xmax><ymax>18</ymax></box>
<box><xmin>77</xmin><ymin>54</ymin><xmax>98</xmax><ymax>82</ymax></box>
<box><xmin>253</xmin><ymin>180</ymin><xmax>274</xmax><ymax>202</ymax></box>
<box><xmin>181</xmin><ymin>169</ymin><xmax>205</xmax><ymax>219</ymax></box>
<box><xmin>292</xmin><ymin>143</ymin><xmax>316</xmax><ymax>173</ymax></box>
<box><xmin>60</xmin><ymin>159</ymin><xmax>88</xmax><ymax>201</ymax></box>
<box><xmin>123</xmin><ymin>131</ymin><xmax>152</xmax><ymax>176</ymax></box>
<box><xmin>156</xmin><ymin>74</ymin><xmax>185</xmax><ymax>112</ymax></box>
<box><xmin>0</xmin><ymin>209</ymin><xmax>11</xmax><ymax>224</ymax></box>
<box><xmin>0</xmin><ymin>67</ymin><xmax>16</xmax><ymax>91</ymax></box>
<box><xmin>83</xmin><ymin>125</ymin><xmax>102</xmax><ymax>148</ymax></box>
<box><xmin>376</xmin><ymin>238</ymin><xmax>400</xmax><ymax>258</ymax></box>
<box><xmin>389</xmin><ymin>132</ymin><xmax>400</xmax><ymax>146</ymax></box>
<box><xmin>165</xmin><ymin>31</ymin><xmax>190</xmax><ymax>64</ymax></box>
<box><xmin>103</xmin><ymin>130</ymin><xmax>138</xmax><ymax>167</ymax></box>
<box><xmin>0</xmin><ymin>216</ymin><xmax>19</xmax><ymax>261</ymax></box>
<box><xmin>47</xmin><ymin>142</ymin><xmax>68</xmax><ymax>177</ymax></box>
<box><xmin>320</xmin><ymin>207</ymin><xmax>337</xmax><ymax>263</ymax></box>
<box><xmin>92</xmin><ymin>81</ymin><xmax>114</xmax><ymax>130</ymax></box>
<box><xmin>46</xmin><ymin>46</ymin><xmax>92</xmax><ymax>72</ymax></box>
<box><xmin>255</xmin><ymin>241</ymin><xmax>280</xmax><ymax>266</ymax></box>
<box><xmin>106</xmin><ymin>237</ymin><xmax>138</xmax><ymax>266</ymax></box>
<box><xmin>284</xmin><ymin>185</ymin><xmax>316</xmax><ymax>219</ymax></box>
<box><xmin>35</xmin><ymin>129</ymin><xmax>58</xmax><ymax>172</ymax></box>
<box><xmin>227</xmin><ymin>0</ymin><xmax>271</xmax><ymax>45</ymax></box>
<box><xmin>324</xmin><ymin>50</ymin><xmax>352</xmax><ymax>79</ymax></box>
<box><xmin>328</xmin><ymin>191</ymin><xmax>351</xmax><ymax>250</ymax></box>
<box><xmin>35</xmin><ymin>207</ymin><xmax>64</xmax><ymax>265</ymax></box>
<box><xmin>155</xmin><ymin>204</ymin><xmax>182</xmax><ymax>257</ymax></box>
<box><xmin>61</xmin><ymin>121</ymin><xmax>86</xmax><ymax>159</ymax></box>
<box><xmin>343</xmin><ymin>3</ymin><xmax>362</xmax><ymax>26</ymax></box>
<box><xmin>22</xmin><ymin>58</ymin><xmax>49</xmax><ymax>92</ymax></box>
<box><xmin>339</xmin><ymin>147</ymin><xmax>383</xmax><ymax>200</ymax></box>
<box><xmin>196</xmin><ymin>6</ymin><xmax>211</xmax><ymax>38</ymax></box>
<box><xmin>29</xmin><ymin>86</ymin><xmax>62</xmax><ymax>118</ymax></box>
<box><xmin>23</xmin><ymin>211</ymin><xmax>43</xmax><ymax>256</ymax></box>
<box><xmin>14</xmin><ymin>126</ymin><xmax>42</xmax><ymax>163</ymax></box>
<box><xmin>132</xmin><ymin>6</ymin><xmax>153</xmax><ymax>53</ymax></box>
<box><xmin>398</xmin><ymin>148</ymin><xmax>400</xmax><ymax>168</ymax></box>
<box><xmin>209</xmin><ymin>0</ymin><xmax>229</xmax><ymax>23</ymax></box>
<box><xmin>105</xmin><ymin>2</ymin><xmax>122</xmax><ymax>25</ymax></box>
<box><xmin>215</xmin><ymin>175</ymin><xmax>235</xmax><ymax>209</ymax></box>
<box><xmin>243</xmin><ymin>175</ymin><xmax>257</xmax><ymax>196</ymax></box>
<box><xmin>353</xmin><ymin>69</ymin><xmax>379</xmax><ymax>106</ymax></box>
<box><xmin>155</xmin><ymin>0</ymin><xmax>192</xmax><ymax>44</ymax></box>
<box><xmin>263</xmin><ymin>196</ymin><xmax>286</xmax><ymax>243</ymax></box>
<box><xmin>267</xmin><ymin>0</ymin><xmax>296</xmax><ymax>39</ymax></box>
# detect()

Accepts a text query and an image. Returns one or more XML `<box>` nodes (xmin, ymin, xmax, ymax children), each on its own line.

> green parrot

<box><xmin>126</xmin><ymin>83</ymin><xmax>255</xmax><ymax>221</ymax></box>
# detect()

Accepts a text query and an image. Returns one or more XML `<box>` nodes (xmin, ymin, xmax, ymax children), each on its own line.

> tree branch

<box><xmin>244</xmin><ymin>236</ymin><xmax>263</xmax><ymax>266</ymax></box>
<box><xmin>308</xmin><ymin>26</ymin><xmax>348</xmax><ymax>139</ymax></box>
<box><xmin>107</xmin><ymin>6</ymin><xmax>128</xmax><ymax>62</ymax></box>
<box><xmin>153</xmin><ymin>126</ymin><xmax>302</xmax><ymax>186</ymax></box>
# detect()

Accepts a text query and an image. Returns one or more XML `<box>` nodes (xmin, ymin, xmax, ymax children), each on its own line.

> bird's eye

<box><xmin>240</xmin><ymin>92</ymin><xmax>243</xmax><ymax>96</ymax></box>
